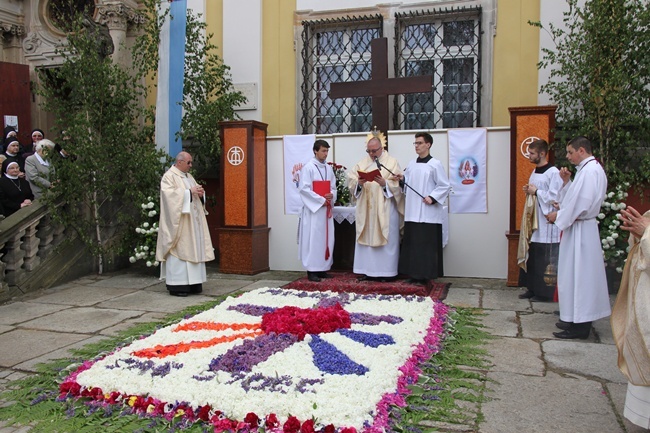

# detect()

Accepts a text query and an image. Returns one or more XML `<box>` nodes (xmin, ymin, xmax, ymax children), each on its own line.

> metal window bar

<box><xmin>300</xmin><ymin>15</ymin><xmax>383</xmax><ymax>134</ymax></box>
<box><xmin>394</xmin><ymin>7</ymin><xmax>482</xmax><ymax>130</ymax></box>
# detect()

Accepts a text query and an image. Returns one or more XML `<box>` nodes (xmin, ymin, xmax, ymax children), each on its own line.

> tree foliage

<box><xmin>38</xmin><ymin>11</ymin><xmax>168</xmax><ymax>273</ymax></box>
<box><xmin>131</xmin><ymin>0</ymin><xmax>246</xmax><ymax>176</ymax></box>
<box><xmin>531</xmin><ymin>0</ymin><xmax>650</xmax><ymax>186</ymax></box>
<box><xmin>37</xmin><ymin>0</ymin><xmax>244</xmax><ymax>272</ymax></box>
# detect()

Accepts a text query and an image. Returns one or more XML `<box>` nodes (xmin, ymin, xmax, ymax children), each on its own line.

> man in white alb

<box><xmin>547</xmin><ymin>136</ymin><xmax>609</xmax><ymax>339</ymax></box>
<box><xmin>155</xmin><ymin>151</ymin><xmax>214</xmax><ymax>297</ymax></box>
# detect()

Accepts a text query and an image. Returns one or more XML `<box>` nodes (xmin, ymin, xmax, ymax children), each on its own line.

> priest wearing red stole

<box><xmin>155</xmin><ymin>151</ymin><xmax>214</xmax><ymax>297</ymax></box>
<box><xmin>297</xmin><ymin>140</ymin><xmax>336</xmax><ymax>282</ymax></box>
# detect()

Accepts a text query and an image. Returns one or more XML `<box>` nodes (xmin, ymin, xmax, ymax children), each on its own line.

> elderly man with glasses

<box><xmin>347</xmin><ymin>130</ymin><xmax>404</xmax><ymax>282</ymax></box>
<box><xmin>156</xmin><ymin>151</ymin><xmax>214</xmax><ymax>297</ymax></box>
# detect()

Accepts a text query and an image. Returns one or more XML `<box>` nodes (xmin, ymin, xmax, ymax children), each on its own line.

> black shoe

<box><xmin>169</xmin><ymin>291</ymin><xmax>189</xmax><ymax>297</ymax></box>
<box><xmin>553</xmin><ymin>322</ymin><xmax>591</xmax><ymax>340</ymax></box>
<box><xmin>406</xmin><ymin>278</ymin><xmax>426</xmax><ymax>285</ymax></box>
<box><xmin>518</xmin><ymin>290</ymin><xmax>535</xmax><ymax>299</ymax></box>
<box><xmin>307</xmin><ymin>272</ymin><xmax>321</xmax><ymax>282</ymax></box>
<box><xmin>378</xmin><ymin>276</ymin><xmax>396</xmax><ymax>283</ymax></box>
<box><xmin>531</xmin><ymin>296</ymin><xmax>553</xmax><ymax>302</ymax></box>
<box><xmin>189</xmin><ymin>284</ymin><xmax>203</xmax><ymax>294</ymax></box>
<box><xmin>555</xmin><ymin>320</ymin><xmax>572</xmax><ymax>330</ymax></box>
<box><xmin>318</xmin><ymin>272</ymin><xmax>333</xmax><ymax>279</ymax></box>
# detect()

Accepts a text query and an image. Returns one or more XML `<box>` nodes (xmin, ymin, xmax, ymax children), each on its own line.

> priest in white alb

<box><xmin>547</xmin><ymin>136</ymin><xmax>609</xmax><ymax>339</ymax></box>
<box><xmin>347</xmin><ymin>130</ymin><xmax>404</xmax><ymax>282</ymax></box>
<box><xmin>297</xmin><ymin>139</ymin><xmax>336</xmax><ymax>282</ymax></box>
<box><xmin>156</xmin><ymin>151</ymin><xmax>214</xmax><ymax>297</ymax></box>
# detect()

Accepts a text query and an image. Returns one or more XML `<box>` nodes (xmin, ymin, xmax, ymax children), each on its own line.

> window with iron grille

<box><xmin>394</xmin><ymin>7</ymin><xmax>481</xmax><ymax>130</ymax></box>
<box><xmin>300</xmin><ymin>15</ymin><xmax>382</xmax><ymax>134</ymax></box>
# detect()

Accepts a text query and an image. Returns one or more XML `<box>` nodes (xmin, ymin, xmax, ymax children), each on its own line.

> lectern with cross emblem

<box><xmin>329</xmin><ymin>38</ymin><xmax>433</xmax><ymax>140</ymax></box>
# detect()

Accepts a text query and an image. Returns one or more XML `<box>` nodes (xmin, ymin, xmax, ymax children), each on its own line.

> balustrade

<box><xmin>0</xmin><ymin>200</ymin><xmax>67</xmax><ymax>302</ymax></box>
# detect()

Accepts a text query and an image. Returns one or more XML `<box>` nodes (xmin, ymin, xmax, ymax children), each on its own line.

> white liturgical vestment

<box><xmin>555</xmin><ymin>156</ymin><xmax>610</xmax><ymax>323</ymax></box>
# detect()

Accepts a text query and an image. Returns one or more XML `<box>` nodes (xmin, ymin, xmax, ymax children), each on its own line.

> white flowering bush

<box><xmin>130</xmin><ymin>197</ymin><xmax>160</xmax><ymax>268</ymax></box>
<box><xmin>598</xmin><ymin>182</ymin><xmax>630</xmax><ymax>273</ymax></box>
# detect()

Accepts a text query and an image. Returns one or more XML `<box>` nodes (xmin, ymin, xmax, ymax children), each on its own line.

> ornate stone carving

<box><xmin>23</xmin><ymin>30</ymin><xmax>65</xmax><ymax>66</ymax></box>
<box><xmin>0</xmin><ymin>22</ymin><xmax>25</xmax><ymax>42</ymax></box>
<box><xmin>96</xmin><ymin>3</ymin><xmax>145</xmax><ymax>31</ymax></box>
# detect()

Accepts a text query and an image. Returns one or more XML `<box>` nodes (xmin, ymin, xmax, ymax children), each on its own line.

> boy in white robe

<box><xmin>297</xmin><ymin>140</ymin><xmax>336</xmax><ymax>282</ymax></box>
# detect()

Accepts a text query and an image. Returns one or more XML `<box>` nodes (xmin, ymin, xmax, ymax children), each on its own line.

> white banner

<box><xmin>448</xmin><ymin>129</ymin><xmax>487</xmax><ymax>213</ymax></box>
<box><xmin>283</xmin><ymin>135</ymin><xmax>316</xmax><ymax>215</ymax></box>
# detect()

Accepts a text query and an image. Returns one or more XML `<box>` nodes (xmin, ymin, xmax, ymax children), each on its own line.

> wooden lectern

<box><xmin>218</xmin><ymin>121</ymin><xmax>270</xmax><ymax>274</ymax></box>
<box><xmin>506</xmin><ymin>106</ymin><xmax>557</xmax><ymax>286</ymax></box>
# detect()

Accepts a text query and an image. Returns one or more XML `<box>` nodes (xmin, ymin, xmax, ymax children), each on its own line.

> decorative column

<box><xmin>96</xmin><ymin>3</ymin><xmax>143</xmax><ymax>65</ymax></box>
<box><xmin>505</xmin><ymin>106</ymin><xmax>557</xmax><ymax>286</ymax></box>
<box><xmin>218</xmin><ymin>121</ymin><xmax>270</xmax><ymax>274</ymax></box>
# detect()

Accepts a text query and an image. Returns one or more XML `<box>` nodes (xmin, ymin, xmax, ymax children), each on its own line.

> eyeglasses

<box><xmin>366</xmin><ymin>148</ymin><xmax>381</xmax><ymax>154</ymax></box>
<box><xmin>413</xmin><ymin>141</ymin><xmax>426</xmax><ymax>146</ymax></box>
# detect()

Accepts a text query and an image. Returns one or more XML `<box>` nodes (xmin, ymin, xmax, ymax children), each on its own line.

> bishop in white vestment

<box><xmin>347</xmin><ymin>135</ymin><xmax>404</xmax><ymax>280</ymax></box>
<box><xmin>297</xmin><ymin>140</ymin><xmax>336</xmax><ymax>282</ymax></box>
<box><xmin>548</xmin><ymin>137</ymin><xmax>609</xmax><ymax>339</ymax></box>
<box><xmin>155</xmin><ymin>152</ymin><xmax>214</xmax><ymax>297</ymax></box>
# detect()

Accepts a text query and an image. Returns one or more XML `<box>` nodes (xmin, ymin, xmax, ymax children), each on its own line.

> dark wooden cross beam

<box><xmin>329</xmin><ymin>37</ymin><xmax>433</xmax><ymax>142</ymax></box>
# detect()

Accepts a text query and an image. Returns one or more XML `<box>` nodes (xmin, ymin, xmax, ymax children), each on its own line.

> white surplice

<box><xmin>402</xmin><ymin>156</ymin><xmax>450</xmax><ymax>224</ymax></box>
<box><xmin>555</xmin><ymin>156</ymin><xmax>610</xmax><ymax>323</ymax></box>
<box><xmin>529</xmin><ymin>165</ymin><xmax>562</xmax><ymax>243</ymax></box>
<box><xmin>297</xmin><ymin>158</ymin><xmax>336</xmax><ymax>272</ymax></box>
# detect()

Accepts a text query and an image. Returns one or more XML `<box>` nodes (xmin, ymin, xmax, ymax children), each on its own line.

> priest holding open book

<box><xmin>347</xmin><ymin>130</ymin><xmax>404</xmax><ymax>282</ymax></box>
<box><xmin>297</xmin><ymin>139</ymin><xmax>337</xmax><ymax>282</ymax></box>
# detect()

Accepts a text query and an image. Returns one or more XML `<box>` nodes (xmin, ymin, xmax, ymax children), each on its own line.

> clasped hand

<box><xmin>191</xmin><ymin>185</ymin><xmax>205</xmax><ymax>198</ymax></box>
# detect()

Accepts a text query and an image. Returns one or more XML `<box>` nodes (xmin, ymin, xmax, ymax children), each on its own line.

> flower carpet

<box><xmin>59</xmin><ymin>287</ymin><xmax>449</xmax><ymax>432</ymax></box>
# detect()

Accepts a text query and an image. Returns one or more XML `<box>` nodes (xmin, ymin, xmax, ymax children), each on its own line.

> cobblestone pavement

<box><xmin>0</xmin><ymin>268</ymin><xmax>645</xmax><ymax>432</ymax></box>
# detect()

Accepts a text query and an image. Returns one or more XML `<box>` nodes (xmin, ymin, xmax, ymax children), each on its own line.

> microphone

<box><xmin>375</xmin><ymin>157</ymin><xmax>381</xmax><ymax>170</ymax></box>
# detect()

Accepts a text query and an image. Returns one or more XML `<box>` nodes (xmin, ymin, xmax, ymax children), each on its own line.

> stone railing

<box><xmin>0</xmin><ymin>199</ymin><xmax>71</xmax><ymax>303</ymax></box>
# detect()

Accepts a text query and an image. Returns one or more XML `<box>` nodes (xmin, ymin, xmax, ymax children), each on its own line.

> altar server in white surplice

<box><xmin>298</xmin><ymin>140</ymin><xmax>336</xmax><ymax>282</ymax></box>
<box><xmin>519</xmin><ymin>139</ymin><xmax>563</xmax><ymax>302</ymax></box>
<box><xmin>347</xmin><ymin>131</ymin><xmax>404</xmax><ymax>282</ymax></box>
<box><xmin>547</xmin><ymin>136</ymin><xmax>609</xmax><ymax>339</ymax></box>
<box><xmin>156</xmin><ymin>151</ymin><xmax>214</xmax><ymax>297</ymax></box>
<box><xmin>394</xmin><ymin>132</ymin><xmax>450</xmax><ymax>283</ymax></box>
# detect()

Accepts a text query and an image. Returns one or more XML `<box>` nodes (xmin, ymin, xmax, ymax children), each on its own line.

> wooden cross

<box><xmin>328</xmin><ymin>37</ymin><xmax>433</xmax><ymax>141</ymax></box>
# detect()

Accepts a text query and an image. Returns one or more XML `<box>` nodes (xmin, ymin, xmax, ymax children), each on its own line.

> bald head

<box><xmin>175</xmin><ymin>151</ymin><xmax>193</xmax><ymax>173</ymax></box>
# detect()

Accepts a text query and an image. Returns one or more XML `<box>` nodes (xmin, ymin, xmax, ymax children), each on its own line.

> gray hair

<box><xmin>35</xmin><ymin>139</ymin><xmax>55</xmax><ymax>153</ymax></box>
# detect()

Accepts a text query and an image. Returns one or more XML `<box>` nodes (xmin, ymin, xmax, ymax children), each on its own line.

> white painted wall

<box><xmin>223</xmin><ymin>0</ymin><xmax>262</xmax><ymax>120</ymax></box>
<box><xmin>537</xmin><ymin>0</ymin><xmax>586</xmax><ymax>106</ymax></box>
<box><xmin>187</xmin><ymin>0</ymin><xmax>205</xmax><ymax>20</ymax></box>
<box><xmin>267</xmin><ymin>128</ymin><xmax>511</xmax><ymax>278</ymax></box>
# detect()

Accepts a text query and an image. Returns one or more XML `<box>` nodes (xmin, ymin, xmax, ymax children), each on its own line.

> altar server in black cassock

<box><xmin>395</xmin><ymin>132</ymin><xmax>450</xmax><ymax>283</ymax></box>
<box><xmin>519</xmin><ymin>139</ymin><xmax>563</xmax><ymax>302</ymax></box>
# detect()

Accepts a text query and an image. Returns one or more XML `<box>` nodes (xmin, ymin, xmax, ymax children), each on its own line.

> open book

<box><xmin>357</xmin><ymin>168</ymin><xmax>381</xmax><ymax>182</ymax></box>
